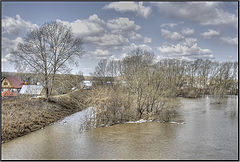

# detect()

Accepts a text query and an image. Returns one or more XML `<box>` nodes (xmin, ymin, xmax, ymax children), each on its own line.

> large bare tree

<box><xmin>12</xmin><ymin>21</ymin><xmax>83</xmax><ymax>99</ymax></box>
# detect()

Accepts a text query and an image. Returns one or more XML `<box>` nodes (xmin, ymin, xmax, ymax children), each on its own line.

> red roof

<box><xmin>4</xmin><ymin>77</ymin><xmax>23</xmax><ymax>88</ymax></box>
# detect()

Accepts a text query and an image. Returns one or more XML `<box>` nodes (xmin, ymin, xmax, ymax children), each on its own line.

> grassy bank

<box><xmin>1</xmin><ymin>89</ymin><xmax>90</xmax><ymax>143</ymax></box>
<box><xmin>2</xmin><ymin>86</ymin><xmax>180</xmax><ymax>143</ymax></box>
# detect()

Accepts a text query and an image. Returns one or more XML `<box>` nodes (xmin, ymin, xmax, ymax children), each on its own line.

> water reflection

<box><xmin>2</xmin><ymin>96</ymin><xmax>238</xmax><ymax>160</ymax></box>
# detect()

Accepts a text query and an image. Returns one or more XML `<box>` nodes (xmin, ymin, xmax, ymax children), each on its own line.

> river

<box><xmin>1</xmin><ymin>96</ymin><xmax>238</xmax><ymax>160</ymax></box>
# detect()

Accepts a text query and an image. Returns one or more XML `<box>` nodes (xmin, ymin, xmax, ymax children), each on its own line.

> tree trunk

<box><xmin>49</xmin><ymin>75</ymin><xmax>56</xmax><ymax>96</ymax></box>
<box><xmin>45</xmin><ymin>78</ymin><xmax>49</xmax><ymax>101</ymax></box>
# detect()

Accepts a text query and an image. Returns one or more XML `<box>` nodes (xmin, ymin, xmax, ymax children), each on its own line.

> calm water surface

<box><xmin>2</xmin><ymin>96</ymin><xmax>238</xmax><ymax>160</ymax></box>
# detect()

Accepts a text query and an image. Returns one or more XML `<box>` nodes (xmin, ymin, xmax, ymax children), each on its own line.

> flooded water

<box><xmin>2</xmin><ymin>96</ymin><xmax>238</xmax><ymax>160</ymax></box>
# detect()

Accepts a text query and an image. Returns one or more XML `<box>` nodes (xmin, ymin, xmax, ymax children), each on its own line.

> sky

<box><xmin>2</xmin><ymin>1</ymin><xmax>238</xmax><ymax>75</ymax></box>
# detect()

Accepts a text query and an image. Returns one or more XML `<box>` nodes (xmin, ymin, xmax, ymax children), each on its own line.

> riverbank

<box><xmin>2</xmin><ymin>86</ymin><xmax>180</xmax><ymax>143</ymax></box>
<box><xmin>2</xmin><ymin>96</ymin><xmax>237</xmax><ymax>160</ymax></box>
<box><xmin>1</xmin><ymin>89</ymin><xmax>90</xmax><ymax>143</ymax></box>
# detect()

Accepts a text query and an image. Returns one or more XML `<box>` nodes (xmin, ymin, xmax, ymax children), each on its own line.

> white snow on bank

<box><xmin>169</xmin><ymin>121</ymin><xmax>186</xmax><ymax>124</ymax></box>
<box><xmin>125</xmin><ymin>119</ymin><xmax>185</xmax><ymax>124</ymax></box>
<box><xmin>125</xmin><ymin>119</ymin><xmax>153</xmax><ymax>124</ymax></box>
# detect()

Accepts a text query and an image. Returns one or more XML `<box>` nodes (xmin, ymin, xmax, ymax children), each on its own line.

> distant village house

<box><xmin>1</xmin><ymin>77</ymin><xmax>25</xmax><ymax>96</ymax></box>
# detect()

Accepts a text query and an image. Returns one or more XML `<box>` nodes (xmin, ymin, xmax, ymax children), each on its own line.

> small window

<box><xmin>4</xmin><ymin>82</ymin><xmax>8</xmax><ymax>85</ymax></box>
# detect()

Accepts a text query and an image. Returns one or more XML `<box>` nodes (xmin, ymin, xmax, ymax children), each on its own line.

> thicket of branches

<box><xmin>91</xmin><ymin>48</ymin><xmax>179</xmax><ymax>126</ymax></box>
<box><xmin>90</xmin><ymin>48</ymin><xmax>238</xmax><ymax>126</ymax></box>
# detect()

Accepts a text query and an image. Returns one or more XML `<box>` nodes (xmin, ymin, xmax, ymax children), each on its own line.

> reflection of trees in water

<box><xmin>79</xmin><ymin>108</ymin><xmax>96</xmax><ymax>133</ymax></box>
<box><xmin>223</xmin><ymin>108</ymin><xmax>237</xmax><ymax>120</ymax></box>
<box><xmin>208</xmin><ymin>96</ymin><xmax>237</xmax><ymax>119</ymax></box>
<box><xmin>224</xmin><ymin>97</ymin><xmax>238</xmax><ymax>119</ymax></box>
<box><xmin>209</xmin><ymin>96</ymin><xmax>227</xmax><ymax>105</ymax></box>
<box><xmin>229</xmin><ymin>109</ymin><xmax>237</xmax><ymax>119</ymax></box>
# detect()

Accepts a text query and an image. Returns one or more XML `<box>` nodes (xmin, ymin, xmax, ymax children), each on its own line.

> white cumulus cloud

<box><xmin>157</xmin><ymin>38</ymin><xmax>214</xmax><ymax>60</ymax></box>
<box><xmin>160</xmin><ymin>21</ymin><xmax>184</xmax><ymax>28</ymax></box>
<box><xmin>2</xmin><ymin>53</ymin><xmax>13</xmax><ymax>62</ymax></box>
<box><xmin>2</xmin><ymin>37</ymin><xmax>24</xmax><ymax>51</ymax></box>
<box><xmin>106</xmin><ymin>17</ymin><xmax>141</xmax><ymax>34</ymax></box>
<box><xmin>56</xmin><ymin>14</ymin><xmax>151</xmax><ymax>48</ymax></box>
<box><xmin>56</xmin><ymin>14</ymin><xmax>105</xmax><ymax>37</ymax></box>
<box><xmin>143</xmin><ymin>37</ymin><xmax>152</xmax><ymax>43</ymax></box>
<box><xmin>181</xmin><ymin>28</ymin><xmax>195</xmax><ymax>35</ymax></box>
<box><xmin>104</xmin><ymin>2</ymin><xmax>152</xmax><ymax>18</ymax></box>
<box><xmin>84</xmin><ymin>33</ymin><xmax>129</xmax><ymax>48</ymax></box>
<box><xmin>154</xmin><ymin>2</ymin><xmax>237</xmax><ymax>28</ymax></box>
<box><xmin>129</xmin><ymin>33</ymin><xmax>152</xmax><ymax>43</ymax></box>
<box><xmin>161</xmin><ymin>29</ymin><xmax>184</xmax><ymax>41</ymax></box>
<box><xmin>84</xmin><ymin>49</ymin><xmax>111</xmax><ymax>59</ymax></box>
<box><xmin>57</xmin><ymin>15</ymin><xmax>131</xmax><ymax>49</ymax></box>
<box><xmin>2</xmin><ymin>37</ymin><xmax>24</xmax><ymax>63</ymax></box>
<box><xmin>221</xmin><ymin>37</ymin><xmax>238</xmax><ymax>46</ymax></box>
<box><xmin>201</xmin><ymin>29</ymin><xmax>220</xmax><ymax>39</ymax></box>
<box><xmin>2</xmin><ymin>14</ymin><xmax>38</xmax><ymax>35</ymax></box>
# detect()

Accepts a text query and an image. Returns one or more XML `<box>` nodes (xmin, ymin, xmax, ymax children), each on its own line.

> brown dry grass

<box><xmin>2</xmin><ymin>89</ymin><xmax>90</xmax><ymax>143</ymax></box>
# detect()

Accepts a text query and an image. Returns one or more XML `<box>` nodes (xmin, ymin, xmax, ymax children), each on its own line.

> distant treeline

<box><xmin>93</xmin><ymin>49</ymin><xmax>238</xmax><ymax>97</ymax></box>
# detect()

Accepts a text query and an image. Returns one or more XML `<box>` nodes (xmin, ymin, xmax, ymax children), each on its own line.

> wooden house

<box><xmin>1</xmin><ymin>77</ymin><xmax>24</xmax><ymax>96</ymax></box>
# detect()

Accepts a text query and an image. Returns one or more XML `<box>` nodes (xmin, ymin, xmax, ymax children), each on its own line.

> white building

<box><xmin>19</xmin><ymin>85</ymin><xmax>43</xmax><ymax>96</ymax></box>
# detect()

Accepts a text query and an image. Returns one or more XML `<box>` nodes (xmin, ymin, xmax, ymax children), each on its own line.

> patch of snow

<box><xmin>170</xmin><ymin>121</ymin><xmax>186</xmax><ymax>124</ymax></box>
<box><xmin>125</xmin><ymin>119</ymin><xmax>152</xmax><ymax>124</ymax></box>
<box><xmin>71</xmin><ymin>87</ymin><xmax>77</xmax><ymax>91</ymax></box>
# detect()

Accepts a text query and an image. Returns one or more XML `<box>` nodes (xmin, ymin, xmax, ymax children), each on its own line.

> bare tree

<box><xmin>77</xmin><ymin>70</ymin><xmax>83</xmax><ymax>76</ymax></box>
<box><xmin>232</xmin><ymin>61</ymin><xmax>238</xmax><ymax>94</ymax></box>
<box><xmin>106</xmin><ymin>60</ymin><xmax>121</xmax><ymax>77</ymax></box>
<box><xmin>12</xmin><ymin>21</ymin><xmax>83</xmax><ymax>100</ymax></box>
<box><xmin>120</xmin><ymin>48</ymin><xmax>156</xmax><ymax>119</ymax></box>
<box><xmin>208</xmin><ymin>61</ymin><xmax>233</xmax><ymax>103</ymax></box>
<box><xmin>76</xmin><ymin>70</ymin><xmax>85</xmax><ymax>86</ymax></box>
<box><xmin>94</xmin><ymin>59</ymin><xmax>107</xmax><ymax>77</ymax></box>
<box><xmin>93</xmin><ymin>59</ymin><xmax>107</xmax><ymax>85</ymax></box>
<box><xmin>157</xmin><ymin>59</ymin><xmax>187</xmax><ymax>95</ymax></box>
<box><xmin>186</xmin><ymin>59</ymin><xmax>201</xmax><ymax>88</ymax></box>
<box><xmin>196</xmin><ymin>59</ymin><xmax>212</xmax><ymax>94</ymax></box>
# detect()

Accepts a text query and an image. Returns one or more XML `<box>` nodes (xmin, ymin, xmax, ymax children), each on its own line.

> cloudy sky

<box><xmin>2</xmin><ymin>2</ymin><xmax>238</xmax><ymax>75</ymax></box>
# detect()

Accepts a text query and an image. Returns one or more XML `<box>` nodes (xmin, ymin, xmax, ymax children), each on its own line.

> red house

<box><xmin>1</xmin><ymin>77</ymin><xmax>24</xmax><ymax>96</ymax></box>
